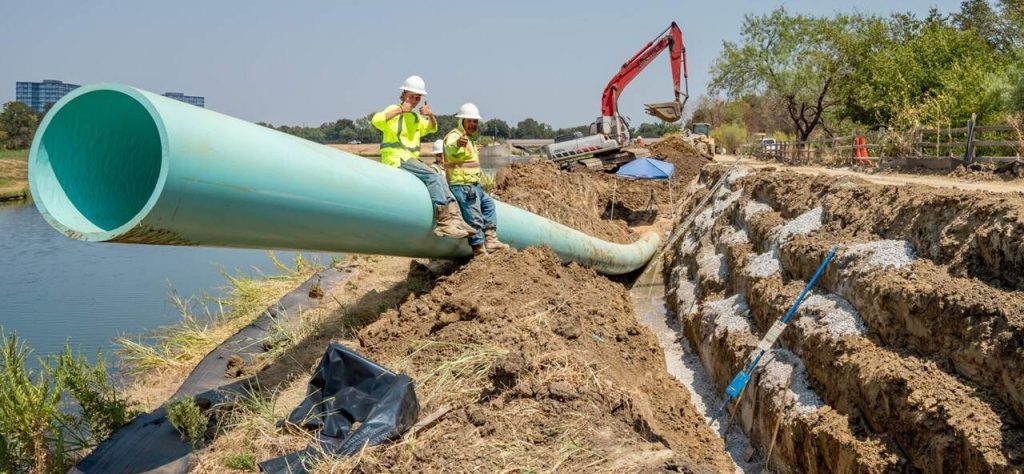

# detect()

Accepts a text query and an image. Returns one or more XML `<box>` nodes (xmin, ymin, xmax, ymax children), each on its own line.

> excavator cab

<box><xmin>644</xmin><ymin>99</ymin><xmax>684</xmax><ymax>123</ymax></box>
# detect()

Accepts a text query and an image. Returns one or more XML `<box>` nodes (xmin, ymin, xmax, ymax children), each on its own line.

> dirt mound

<box><xmin>492</xmin><ymin>151</ymin><xmax>708</xmax><ymax>233</ymax></box>
<box><xmin>604</xmin><ymin>140</ymin><xmax>708</xmax><ymax>221</ymax></box>
<box><xmin>350</xmin><ymin>247</ymin><xmax>734</xmax><ymax>472</ymax></box>
<box><xmin>651</xmin><ymin>134</ymin><xmax>712</xmax><ymax>167</ymax></box>
<box><xmin>492</xmin><ymin>160</ymin><xmax>634</xmax><ymax>242</ymax></box>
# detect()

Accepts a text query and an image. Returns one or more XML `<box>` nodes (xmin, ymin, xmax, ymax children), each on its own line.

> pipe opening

<box><xmin>32</xmin><ymin>90</ymin><xmax>162</xmax><ymax>235</ymax></box>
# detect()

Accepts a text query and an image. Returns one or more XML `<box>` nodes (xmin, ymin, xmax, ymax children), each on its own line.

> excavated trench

<box><xmin>658</xmin><ymin>165</ymin><xmax>1024</xmax><ymax>473</ymax></box>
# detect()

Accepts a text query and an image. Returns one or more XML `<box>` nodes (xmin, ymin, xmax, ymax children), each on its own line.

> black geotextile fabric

<box><xmin>259</xmin><ymin>343</ymin><xmax>419</xmax><ymax>473</ymax></box>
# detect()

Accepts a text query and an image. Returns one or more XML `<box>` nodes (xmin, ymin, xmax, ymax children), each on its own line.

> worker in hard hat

<box><xmin>444</xmin><ymin>103</ymin><xmax>510</xmax><ymax>256</ymax></box>
<box><xmin>372</xmin><ymin>76</ymin><xmax>473</xmax><ymax>239</ymax></box>
<box><xmin>429</xmin><ymin>139</ymin><xmax>448</xmax><ymax>176</ymax></box>
<box><xmin>431</xmin><ymin>139</ymin><xmax>445</xmax><ymax>165</ymax></box>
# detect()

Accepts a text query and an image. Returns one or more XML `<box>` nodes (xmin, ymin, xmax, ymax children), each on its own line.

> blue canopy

<box><xmin>615</xmin><ymin>157</ymin><xmax>675</xmax><ymax>180</ymax></box>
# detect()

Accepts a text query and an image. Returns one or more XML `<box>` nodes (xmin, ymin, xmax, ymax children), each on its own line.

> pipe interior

<box><xmin>33</xmin><ymin>90</ymin><xmax>162</xmax><ymax>233</ymax></box>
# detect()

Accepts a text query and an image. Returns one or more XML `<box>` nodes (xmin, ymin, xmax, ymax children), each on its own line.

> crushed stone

<box><xmin>720</xmin><ymin>226</ymin><xmax>750</xmax><ymax>245</ymax></box>
<box><xmin>713</xmin><ymin>188</ymin><xmax>743</xmax><ymax>214</ymax></box>
<box><xmin>679</xmin><ymin>234</ymin><xmax>699</xmax><ymax>255</ymax></box>
<box><xmin>845</xmin><ymin>240</ymin><xmax>917</xmax><ymax>270</ymax></box>
<box><xmin>693</xmin><ymin>208</ymin><xmax>715</xmax><ymax>232</ymax></box>
<box><xmin>630</xmin><ymin>286</ymin><xmax>762</xmax><ymax>473</ymax></box>
<box><xmin>673</xmin><ymin>279</ymin><xmax>700</xmax><ymax>316</ymax></box>
<box><xmin>702</xmin><ymin>295</ymin><xmax>751</xmax><ymax>336</ymax></box>
<box><xmin>726</xmin><ymin>168</ymin><xmax>752</xmax><ymax>185</ymax></box>
<box><xmin>775</xmin><ymin>207</ymin><xmax>824</xmax><ymax>243</ymax></box>
<box><xmin>760</xmin><ymin>349</ymin><xmax>824</xmax><ymax>416</ymax></box>
<box><xmin>746</xmin><ymin>246</ymin><xmax>782</xmax><ymax>278</ymax></box>
<box><xmin>798</xmin><ymin>293</ymin><xmax>866</xmax><ymax>338</ymax></box>
<box><xmin>742</xmin><ymin>201</ymin><xmax>773</xmax><ymax>222</ymax></box>
<box><xmin>697</xmin><ymin>245</ymin><xmax>728</xmax><ymax>284</ymax></box>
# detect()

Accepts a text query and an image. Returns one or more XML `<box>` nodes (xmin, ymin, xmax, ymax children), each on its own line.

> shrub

<box><xmin>166</xmin><ymin>395</ymin><xmax>208</xmax><ymax>448</ymax></box>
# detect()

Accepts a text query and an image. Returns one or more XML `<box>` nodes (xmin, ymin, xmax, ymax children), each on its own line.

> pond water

<box><xmin>0</xmin><ymin>200</ymin><xmax>328</xmax><ymax>360</ymax></box>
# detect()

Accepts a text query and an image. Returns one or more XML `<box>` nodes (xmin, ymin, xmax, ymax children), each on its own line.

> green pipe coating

<box><xmin>29</xmin><ymin>84</ymin><xmax>659</xmax><ymax>275</ymax></box>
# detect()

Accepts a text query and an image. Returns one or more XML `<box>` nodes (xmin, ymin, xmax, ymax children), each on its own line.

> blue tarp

<box><xmin>616</xmin><ymin>157</ymin><xmax>675</xmax><ymax>180</ymax></box>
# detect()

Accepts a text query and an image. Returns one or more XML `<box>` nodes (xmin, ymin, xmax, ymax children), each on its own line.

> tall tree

<box><xmin>710</xmin><ymin>8</ymin><xmax>852</xmax><ymax>141</ymax></box>
<box><xmin>0</xmin><ymin>102</ymin><xmax>39</xmax><ymax>150</ymax></box>
<box><xmin>839</xmin><ymin>14</ymin><xmax>1002</xmax><ymax>125</ymax></box>
<box><xmin>511</xmin><ymin>118</ymin><xmax>553</xmax><ymax>139</ymax></box>
<box><xmin>954</xmin><ymin>0</ymin><xmax>1016</xmax><ymax>52</ymax></box>
<box><xmin>480</xmin><ymin>119</ymin><xmax>511</xmax><ymax>138</ymax></box>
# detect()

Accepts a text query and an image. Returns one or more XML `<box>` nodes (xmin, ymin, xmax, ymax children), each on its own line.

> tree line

<box><xmin>0</xmin><ymin>101</ymin><xmax>40</xmax><ymax>150</ymax></box>
<box><xmin>257</xmin><ymin>114</ymin><xmax>680</xmax><ymax>144</ymax></box>
<box><xmin>0</xmin><ymin>98</ymin><xmax>680</xmax><ymax>152</ymax></box>
<box><xmin>691</xmin><ymin>0</ymin><xmax>1024</xmax><ymax>148</ymax></box>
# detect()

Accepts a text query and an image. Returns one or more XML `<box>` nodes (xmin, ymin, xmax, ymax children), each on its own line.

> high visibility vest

<box><xmin>443</xmin><ymin>125</ymin><xmax>482</xmax><ymax>186</ymax></box>
<box><xmin>370</xmin><ymin>104</ymin><xmax>437</xmax><ymax>167</ymax></box>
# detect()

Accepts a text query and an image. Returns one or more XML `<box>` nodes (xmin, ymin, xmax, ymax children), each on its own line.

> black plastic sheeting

<box><xmin>259</xmin><ymin>343</ymin><xmax>419</xmax><ymax>473</ymax></box>
<box><xmin>74</xmin><ymin>266</ymin><xmax>357</xmax><ymax>474</ymax></box>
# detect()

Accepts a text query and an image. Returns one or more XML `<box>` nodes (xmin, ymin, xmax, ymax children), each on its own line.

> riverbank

<box><xmin>0</xmin><ymin>149</ymin><xmax>29</xmax><ymax>201</ymax></box>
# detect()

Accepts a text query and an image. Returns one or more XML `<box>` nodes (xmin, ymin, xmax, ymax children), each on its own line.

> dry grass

<box><xmin>116</xmin><ymin>254</ymin><xmax>320</xmax><ymax>408</ymax></box>
<box><xmin>183</xmin><ymin>256</ymin><xmax>429</xmax><ymax>470</ymax></box>
<box><xmin>297</xmin><ymin>342</ymin><xmax>621</xmax><ymax>473</ymax></box>
<box><xmin>1007</xmin><ymin>113</ymin><xmax>1024</xmax><ymax>157</ymax></box>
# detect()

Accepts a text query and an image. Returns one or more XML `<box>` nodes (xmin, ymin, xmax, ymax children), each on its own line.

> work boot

<box><xmin>472</xmin><ymin>244</ymin><xmax>488</xmax><ymax>257</ymax></box>
<box><xmin>433</xmin><ymin>205</ymin><xmax>471</xmax><ymax>238</ymax></box>
<box><xmin>484</xmin><ymin>229</ymin><xmax>510</xmax><ymax>252</ymax></box>
<box><xmin>447</xmin><ymin>201</ymin><xmax>477</xmax><ymax>234</ymax></box>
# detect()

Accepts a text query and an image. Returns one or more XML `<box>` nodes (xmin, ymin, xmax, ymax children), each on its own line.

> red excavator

<box><xmin>543</xmin><ymin>22</ymin><xmax>689</xmax><ymax>170</ymax></box>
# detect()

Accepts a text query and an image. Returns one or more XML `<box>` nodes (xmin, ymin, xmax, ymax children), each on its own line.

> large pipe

<box><xmin>29</xmin><ymin>84</ymin><xmax>658</xmax><ymax>275</ymax></box>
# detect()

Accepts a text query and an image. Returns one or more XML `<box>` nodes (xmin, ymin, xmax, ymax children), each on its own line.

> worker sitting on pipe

<box><xmin>444</xmin><ymin>103</ymin><xmax>511</xmax><ymax>256</ymax></box>
<box><xmin>371</xmin><ymin>75</ymin><xmax>474</xmax><ymax>239</ymax></box>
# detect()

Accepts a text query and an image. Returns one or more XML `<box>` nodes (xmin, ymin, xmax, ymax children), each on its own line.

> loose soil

<box><xmin>338</xmin><ymin>247</ymin><xmax>734</xmax><ymax>472</ymax></box>
<box><xmin>492</xmin><ymin>145</ymin><xmax>707</xmax><ymax>239</ymax></box>
<box><xmin>492</xmin><ymin>160</ymin><xmax>635</xmax><ymax>243</ymax></box>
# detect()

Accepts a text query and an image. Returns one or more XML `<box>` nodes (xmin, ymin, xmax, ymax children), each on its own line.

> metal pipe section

<box><xmin>29</xmin><ymin>84</ymin><xmax>659</xmax><ymax>275</ymax></box>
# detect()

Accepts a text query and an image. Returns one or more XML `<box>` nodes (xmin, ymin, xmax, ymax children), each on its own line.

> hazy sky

<box><xmin>1</xmin><ymin>0</ymin><xmax>961</xmax><ymax>127</ymax></box>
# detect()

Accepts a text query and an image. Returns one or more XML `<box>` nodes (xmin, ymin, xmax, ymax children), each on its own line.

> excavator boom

<box><xmin>600</xmin><ymin>22</ymin><xmax>688</xmax><ymax>123</ymax></box>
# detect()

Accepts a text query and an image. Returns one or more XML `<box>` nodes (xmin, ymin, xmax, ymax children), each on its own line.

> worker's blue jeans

<box><xmin>450</xmin><ymin>183</ymin><xmax>496</xmax><ymax>247</ymax></box>
<box><xmin>399</xmin><ymin>158</ymin><xmax>453</xmax><ymax>206</ymax></box>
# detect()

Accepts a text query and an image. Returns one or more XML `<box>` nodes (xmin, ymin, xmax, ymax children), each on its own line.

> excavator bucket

<box><xmin>644</xmin><ymin>100</ymin><xmax>683</xmax><ymax>123</ymax></box>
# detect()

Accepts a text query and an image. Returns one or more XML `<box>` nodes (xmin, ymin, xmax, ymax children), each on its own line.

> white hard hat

<box><xmin>399</xmin><ymin>75</ymin><xmax>427</xmax><ymax>95</ymax></box>
<box><xmin>455</xmin><ymin>103</ymin><xmax>482</xmax><ymax>120</ymax></box>
<box><xmin>432</xmin><ymin>139</ymin><xmax>444</xmax><ymax>155</ymax></box>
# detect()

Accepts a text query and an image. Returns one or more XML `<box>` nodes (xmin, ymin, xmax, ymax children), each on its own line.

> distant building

<box><xmin>162</xmin><ymin>92</ymin><xmax>205</xmax><ymax>108</ymax></box>
<box><xmin>15</xmin><ymin>80</ymin><xmax>205</xmax><ymax>111</ymax></box>
<box><xmin>15</xmin><ymin>80</ymin><xmax>80</xmax><ymax>113</ymax></box>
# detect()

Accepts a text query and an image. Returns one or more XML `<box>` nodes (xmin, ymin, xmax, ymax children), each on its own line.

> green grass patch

<box><xmin>0</xmin><ymin>149</ymin><xmax>29</xmax><ymax>161</ymax></box>
<box><xmin>222</xmin><ymin>451</ymin><xmax>257</xmax><ymax>470</ymax></box>
<box><xmin>165</xmin><ymin>395</ymin><xmax>208</xmax><ymax>448</ymax></box>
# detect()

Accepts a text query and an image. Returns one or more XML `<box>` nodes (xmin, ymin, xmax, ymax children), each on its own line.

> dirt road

<box><xmin>715</xmin><ymin>155</ymin><xmax>1024</xmax><ymax>194</ymax></box>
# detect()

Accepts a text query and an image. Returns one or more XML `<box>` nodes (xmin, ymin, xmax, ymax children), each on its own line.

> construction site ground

<box><xmin>144</xmin><ymin>138</ymin><xmax>1023</xmax><ymax>472</ymax></box>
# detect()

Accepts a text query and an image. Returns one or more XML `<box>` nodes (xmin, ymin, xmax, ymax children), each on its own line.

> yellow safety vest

<box><xmin>443</xmin><ymin>124</ymin><xmax>482</xmax><ymax>185</ymax></box>
<box><xmin>370</xmin><ymin>104</ymin><xmax>438</xmax><ymax>167</ymax></box>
